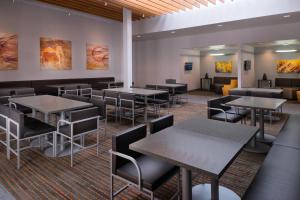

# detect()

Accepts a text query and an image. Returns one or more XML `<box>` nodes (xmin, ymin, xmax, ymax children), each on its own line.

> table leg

<box><xmin>44</xmin><ymin>113</ymin><xmax>49</xmax><ymax>123</ymax></box>
<box><xmin>211</xmin><ymin>178</ymin><xmax>219</xmax><ymax>200</ymax></box>
<box><xmin>172</xmin><ymin>88</ymin><xmax>176</xmax><ymax>105</ymax></box>
<box><xmin>60</xmin><ymin>111</ymin><xmax>65</xmax><ymax>151</ymax></box>
<box><xmin>144</xmin><ymin>96</ymin><xmax>148</xmax><ymax>122</ymax></box>
<box><xmin>244</xmin><ymin>108</ymin><xmax>270</xmax><ymax>154</ymax></box>
<box><xmin>256</xmin><ymin>108</ymin><xmax>276</xmax><ymax>144</ymax></box>
<box><xmin>182</xmin><ymin>168</ymin><xmax>192</xmax><ymax>200</ymax></box>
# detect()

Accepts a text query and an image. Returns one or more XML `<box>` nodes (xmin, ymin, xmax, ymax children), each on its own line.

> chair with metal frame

<box><xmin>7</xmin><ymin>108</ymin><xmax>56</xmax><ymax>169</ymax></box>
<box><xmin>149</xmin><ymin>92</ymin><xmax>170</xmax><ymax>117</ymax></box>
<box><xmin>91</xmin><ymin>89</ymin><xmax>104</xmax><ymax>99</ymax></box>
<box><xmin>145</xmin><ymin>84</ymin><xmax>157</xmax><ymax>90</ymax></box>
<box><xmin>0</xmin><ymin>89</ymin><xmax>12</xmax><ymax>105</ymax></box>
<box><xmin>55</xmin><ymin>107</ymin><xmax>100</xmax><ymax>167</ymax></box>
<box><xmin>79</xmin><ymin>84</ymin><xmax>92</xmax><ymax>97</ymax></box>
<box><xmin>0</xmin><ymin>104</ymin><xmax>10</xmax><ymax>148</ymax></box>
<box><xmin>104</xmin><ymin>91</ymin><xmax>119</xmax><ymax>122</ymax></box>
<box><xmin>109</xmin><ymin>124</ymin><xmax>180</xmax><ymax>200</ymax></box>
<box><xmin>12</xmin><ymin>88</ymin><xmax>36</xmax><ymax>114</ymax></box>
<box><xmin>119</xmin><ymin>93</ymin><xmax>146</xmax><ymax>126</ymax></box>
<box><xmin>149</xmin><ymin>114</ymin><xmax>174</xmax><ymax>135</ymax></box>
<box><xmin>64</xmin><ymin>85</ymin><xmax>78</xmax><ymax>95</ymax></box>
<box><xmin>90</xmin><ymin>98</ymin><xmax>107</xmax><ymax>136</ymax></box>
<box><xmin>165</xmin><ymin>79</ymin><xmax>176</xmax><ymax>84</ymax></box>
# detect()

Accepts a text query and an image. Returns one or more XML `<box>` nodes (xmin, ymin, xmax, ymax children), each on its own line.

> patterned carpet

<box><xmin>0</xmin><ymin>101</ymin><xmax>288</xmax><ymax>200</ymax></box>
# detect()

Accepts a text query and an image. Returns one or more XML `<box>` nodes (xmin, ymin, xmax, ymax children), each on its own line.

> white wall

<box><xmin>241</xmin><ymin>46</ymin><xmax>256</xmax><ymax>87</ymax></box>
<box><xmin>255</xmin><ymin>50</ymin><xmax>300</xmax><ymax>84</ymax></box>
<box><xmin>200</xmin><ymin>54</ymin><xmax>238</xmax><ymax>79</ymax></box>
<box><xmin>133</xmin><ymin>22</ymin><xmax>300</xmax><ymax>88</ymax></box>
<box><xmin>0</xmin><ymin>0</ymin><xmax>122</xmax><ymax>81</ymax></box>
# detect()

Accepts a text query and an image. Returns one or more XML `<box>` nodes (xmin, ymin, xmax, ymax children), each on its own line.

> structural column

<box><xmin>123</xmin><ymin>8</ymin><xmax>132</xmax><ymax>88</ymax></box>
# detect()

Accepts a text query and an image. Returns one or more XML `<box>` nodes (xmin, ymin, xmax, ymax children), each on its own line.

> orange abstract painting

<box><xmin>40</xmin><ymin>37</ymin><xmax>72</xmax><ymax>70</ymax></box>
<box><xmin>86</xmin><ymin>43</ymin><xmax>109</xmax><ymax>70</ymax></box>
<box><xmin>277</xmin><ymin>59</ymin><xmax>300</xmax><ymax>73</ymax></box>
<box><xmin>0</xmin><ymin>33</ymin><xmax>18</xmax><ymax>70</ymax></box>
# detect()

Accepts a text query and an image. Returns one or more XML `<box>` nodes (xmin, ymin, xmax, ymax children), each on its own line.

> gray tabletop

<box><xmin>104</xmin><ymin>87</ymin><xmax>168</xmax><ymax>96</ymax></box>
<box><xmin>225</xmin><ymin>96</ymin><xmax>286</xmax><ymax>110</ymax></box>
<box><xmin>230</xmin><ymin>88</ymin><xmax>283</xmax><ymax>94</ymax></box>
<box><xmin>9</xmin><ymin>95</ymin><xmax>92</xmax><ymax>114</ymax></box>
<box><xmin>130</xmin><ymin>117</ymin><xmax>258</xmax><ymax>178</ymax></box>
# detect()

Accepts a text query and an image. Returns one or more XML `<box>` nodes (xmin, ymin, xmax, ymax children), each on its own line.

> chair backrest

<box><xmin>120</xmin><ymin>93</ymin><xmax>135</xmax><ymax>108</ymax></box>
<box><xmin>14</xmin><ymin>88</ymin><xmax>35</xmax><ymax>96</ymax></box>
<box><xmin>145</xmin><ymin>84</ymin><xmax>157</xmax><ymax>90</ymax></box>
<box><xmin>166</xmin><ymin>79</ymin><xmax>176</xmax><ymax>84</ymax></box>
<box><xmin>91</xmin><ymin>89</ymin><xmax>104</xmax><ymax>99</ymax></box>
<box><xmin>0</xmin><ymin>89</ymin><xmax>11</xmax><ymax>105</ymax></box>
<box><xmin>157</xmin><ymin>86</ymin><xmax>170</xmax><ymax>93</ymax></box>
<box><xmin>230</xmin><ymin>79</ymin><xmax>238</xmax><ymax>87</ymax></box>
<box><xmin>112</xmin><ymin>124</ymin><xmax>147</xmax><ymax>174</ymax></box>
<box><xmin>61</xmin><ymin>93</ymin><xmax>74</xmax><ymax>100</ymax></box>
<box><xmin>64</xmin><ymin>85</ymin><xmax>78</xmax><ymax>95</ymax></box>
<box><xmin>149</xmin><ymin>114</ymin><xmax>174</xmax><ymax>134</ymax></box>
<box><xmin>207</xmin><ymin>96</ymin><xmax>232</xmax><ymax>118</ymax></box>
<box><xmin>0</xmin><ymin>104</ymin><xmax>9</xmax><ymax>129</ymax></box>
<box><xmin>68</xmin><ymin>107</ymin><xmax>99</xmax><ymax>135</ymax></box>
<box><xmin>62</xmin><ymin>94</ymin><xmax>90</xmax><ymax>102</ymax></box>
<box><xmin>79</xmin><ymin>84</ymin><xmax>91</xmax><ymax>89</ymax></box>
<box><xmin>8</xmin><ymin>108</ymin><xmax>24</xmax><ymax>138</ymax></box>
<box><xmin>90</xmin><ymin>98</ymin><xmax>106</xmax><ymax>118</ymax></box>
<box><xmin>104</xmin><ymin>91</ymin><xmax>119</xmax><ymax>105</ymax></box>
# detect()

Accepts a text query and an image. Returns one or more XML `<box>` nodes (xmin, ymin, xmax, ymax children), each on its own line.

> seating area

<box><xmin>0</xmin><ymin>0</ymin><xmax>300</xmax><ymax>200</ymax></box>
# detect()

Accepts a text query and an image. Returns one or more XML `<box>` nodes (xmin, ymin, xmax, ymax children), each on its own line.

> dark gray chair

<box><xmin>149</xmin><ymin>92</ymin><xmax>170</xmax><ymax>116</ymax></box>
<box><xmin>91</xmin><ymin>89</ymin><xmax>104</xmax><ymax>99</ymax></box>
<box><xmin>165</xmin><ymin>79</ymin><xmax>176</xmax><ymax>84</ymax></box>
<box><xmin>0</xmin><ymin>89</ymin><xmax>12</xmax><ymax>105</ymax></box>
<box><xmin>145</xmin><ymin>84</ymin><xmax>157</xmax><ymax>90</ymax></box>
<box><xmin>119</xmin><ymin>93</ymin><xmax>146</xmax><ymax>126</ymax></box>
<box><xmin>7</xmin><ymin>108</ymin><xmax>56</xmax><ymax>169</ymax></box>
<box><xmin>56</xmin><ymin>107</ymin><xmax>100</xmax><ymax>167</ymax></box>
<box><xmin>104</xmin><ymin>91</ymin><xmax>119</xmax><ymax>122</ymax></box>
<box><xmin>149</xmin><ymin>114</ymin><xmax>174</xmax><ymax>134</ymax></box>
<box><xmin>109</xmin><ymin>124</ymin><xmax>180</xmax><ymax>200</ymax></box>
<box><xmin>63</xmin><ymin>85</ymin><xmax>78</xmax><ymax>95</ymax></box>
<box><xmin>90</xmin><ymin>98</ymin><xmax>107</xmax><ymax>136</ymax></box>
<box><xmin>62</xmin><ymin>93</ymin><xmax>90</xmax><ymax>103</ymax></box>
<box><xmin>79</xmin><ymin>84</ymin><xmax>92</xmax><ymax>97</ymax></box>
<box><xmin>0</xmin><ymin>104</ymin><xmax>9</xmax><ymax>148</ymax></box>
<box><xmin>11</xmin><ymin>88</ymin><xmax>36</xmax><ymax>114</ymax></box>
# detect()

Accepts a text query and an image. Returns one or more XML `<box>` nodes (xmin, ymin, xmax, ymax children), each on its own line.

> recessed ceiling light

<box><xmin>142</xmin><ymin>13</ymin><xmax>145</xmax><ymax>18</ymax></box>
<box><xmin>276</xmin><ymin>49</ymin><xmax>297</xmax><ymax>53</ymax></box>
<box><xmin>104</xmin><ymin>2</ymin><xmax>108</xmax><ymax>6</ymax></box>
<box><xmin>217</xmin><ymin>24</ymin><xmax>223</xmax><ymax>27</ymax></box>
<box><xmin>171</xmin><ymin>31</ymin><xmax>176</xmax><ymax>34</ymax></box>
<box><xmin>210</xmin><ymin>53</ymin><xmax>225</xmax><ymax>56</ymax></box>
<box><xmin>136</xmin><ymin>35</ymin><xmax>141</xmax><ymax>38</ymax></box>
<box><xmin>283</xmin><ymin>15</ymin><xmax>291</xmax><ymax>18</ymax></box>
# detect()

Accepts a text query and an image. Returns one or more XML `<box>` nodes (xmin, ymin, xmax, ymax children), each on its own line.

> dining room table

<box><xmin>130</xmin><ymin>116</ymin><xmax>259</xmax><ymax>200</ymax></box>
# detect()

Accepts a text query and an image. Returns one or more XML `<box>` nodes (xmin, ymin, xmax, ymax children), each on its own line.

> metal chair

<box><xmin>12</xmin><ymin>88</ymin><xmax>36</xmax><ymax>114</ymax></box>
<box><xmin>64</xmin><ymin>85</ymin><xmax>78</xmax><ymax>95</ymax></box>
<box><xmin>7</xmin><ymin>108</ymin><xmax>56</xmax><ymax>169</ymax></box>
<box><xmin>79</xmin><ymin>84</ymin><xmax>92</xmax><ymax>97</ymax></box>
<box><xmin>104</xmin><ymin>91</ymin><xmax>119</xmax><ymax>122</ymax></box>
<box><xmin>90</xmin><ymin>98</ymin><xmax>107</xmax><ymax>136</ymax></box>
<box><xmin>109</xmin><ymin>124</ymin><xmax>180</xmax><ymax>200</ymax></box>
<box><xmin>149</xmin><ymin>114</ymin><xmax>174</xmax><ymax>135</ymax></box>
<box><xmin>55</xmin><ymin>107</ymin><xmax>100</xmax><ymax>167</ymax></box>
<box><xmin>0</xmin><ymin>89</ymin><xmax>12</xmax><ymax>105</ymax></box>
<box><xmin>91</xmin><ymin>89</ymin><xmax>104</xmax><ymax>99</ymax></box>
<box><xmin>0</xmin><ymin>104</ymin><xmax>9</xmax><ymax>148</ymax></box>
<box><xmin>165</xmin><ymin>79</ymin><xmax>176</xmax><ymax>84</ymax></box>
<box><xmin>149</xmin><ymin>92</ymin><xmax>170</xmax><ymax>116</ymax></box>
<box><xmin>119</xmin><ymin>93</ymin><xmax>146</xmax><ymax>126</ymax></box>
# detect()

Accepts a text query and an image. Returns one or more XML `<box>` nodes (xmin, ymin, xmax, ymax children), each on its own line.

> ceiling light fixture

<box><xmin>171</xmin><ymin>31</ymin><xmax>176</xmax><ymax>34</ymax></box>
<box><xmin>283</xmin><ymin>15</ymin><xmax>291</xmax><ymax>18</ymax></box>
<box><xmin>136</xmin><ymin>35</ymin><xmax>141</xmax><ymax>38</ymax></box>
<box><xmin>142</xmin><ymin>13</ymin><xmax>145</xmax><ymax>18</ymax></box>
<box><xmin>210</xmin><ymin>53</ymin><xmax>225</xmax><ymax>56</ymax></box>
<box><xmin>104</xmin><ymin>2</ymin><xmax>108</xmax><ymax>6</ymax></box>
<box><xmin>217</xmin><ymin>24</ymin><xmax>223</xmax><ymax>27</ymax></box>
<box><xmin>276</xmin><ymin>49</ymin><xmax>297</xmax><ymax>53</ymax></box>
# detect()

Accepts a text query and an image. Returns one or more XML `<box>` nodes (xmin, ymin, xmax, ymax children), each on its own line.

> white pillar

<box><xmin>237</xmin><ymin>46</ymin><xmax>242</xmax><ymax>88</ymax></box>
<box><xmin>123</xmin><ymin>8</ymin><xmax>132</xmax><ymax>88</ymax></box>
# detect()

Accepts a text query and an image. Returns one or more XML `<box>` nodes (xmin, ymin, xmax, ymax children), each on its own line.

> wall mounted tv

<box><xmin>244</xmin><ymin>60</ymin><xmax>251</xmax><ymax>71</ymax></box>
<box><xmin>184</xmin><ymin>62</ymin><xmax>193</xmax><ymax>71</ymax></box>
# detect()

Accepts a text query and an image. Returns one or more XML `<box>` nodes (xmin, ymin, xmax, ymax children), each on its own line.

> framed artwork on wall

<box><xmin>0</xmin><ymin>33</ymin><xmax>18</xmax><ymax>70</ymax></box>
<box><xmin>86</xmin><ymin>43</ymin><xmax>109</xmax><ymax>70</ymax></box>
<box><xmin>276</xmin><ymin>59</ymin><xmax>300</xmax><ymax>73</ymax></box>
<box><xmin>40</xmin><ymin>37</ymin><xmax>72</xmax><ymax>70</ymax></box>
<box><xmin>215</xmin><ymin>61</ymin><xmax>232</xmax><ymax>73</ymax></box>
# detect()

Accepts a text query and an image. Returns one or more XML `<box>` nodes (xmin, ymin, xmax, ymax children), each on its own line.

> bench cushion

<box><xmin>116</xmin><ymin>155</ymin><xmax>178</xmax><ymax>190</ymax></box>
<box><xmin>274</xmin><ymin>114</ymin><xmax>300</xmax><ymax>149</ymax></box>
<box><xmin>243</xmin><ymin>145</ymin><xmax>300</xmax><ymax>200</ymax></box>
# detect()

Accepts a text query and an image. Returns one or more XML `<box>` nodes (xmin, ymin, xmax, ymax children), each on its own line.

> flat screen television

<box><xmin>184</xmin><ymin>62</ymin><xmax>193</xmax><ymax>71</ymax></box>
<box><xmin>244</xmin><ymin>60</ymin><xmax>251</xmax><ymax>71</ymax></box>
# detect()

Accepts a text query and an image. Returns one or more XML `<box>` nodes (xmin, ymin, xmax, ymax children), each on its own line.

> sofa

<box><xmin>213</xmin><ymin>77</ymin><xmax>237</xmax><ymax>94</ymax></box>
<box><xmin>275</xmin><ymin>78</ymin><xmax>300</xmax><ymax>100</ymax></box>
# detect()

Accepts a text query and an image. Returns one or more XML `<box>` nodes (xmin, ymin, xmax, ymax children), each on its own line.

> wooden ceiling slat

<box><xmin>38</xmin><ymin>0</ymin><xmax>232</xmax><ymax>21</ymax></box>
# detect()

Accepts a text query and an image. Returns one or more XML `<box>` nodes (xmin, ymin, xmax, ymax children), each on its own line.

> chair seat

<box><xmin>211</xmin><ymin>112</ymin><xmax>243</xmax><ymax>123</ymax></box>
<box><xmin>226</xmin><ymin>108</ymin><xmax>250</xmax><ymax>116</ymax></box>
<box><xmin>148</xmin><ymin>98</ymin><xmax>169</xmax><ymax>105</ymax></box>
<box><xmin>23</xmin><ymin>117</ymin><xmax>56</xmax><ymax>138</ymax></box>
<box><xmin>116</xmin><ymin>155</ymin><xmax>178</xmax><ymax>191</ymax></box>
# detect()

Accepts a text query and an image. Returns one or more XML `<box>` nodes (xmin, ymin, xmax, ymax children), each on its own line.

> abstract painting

<box><xmin>86</xmin><ymin>43</ymin><xmax>109</xmax><ymax>70</ymax></box>
<box><xmin>40</xmin><ymin>37</ymin><xmax>72</xmax><ymax>70</ymax></box>
<box><xmin>277</xmin><ymin>59</ymin><xmax>300</xmax><ymax>73</ymax></box>
<box><xmin>215</xmin><ymin>61</ymin><xmax>233</xmax><ymax>73</ymax></box>
<box><xmin>0</xmin><ymin>33</ymin><xmax>18</xmax><ymax>70</ymax></box>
